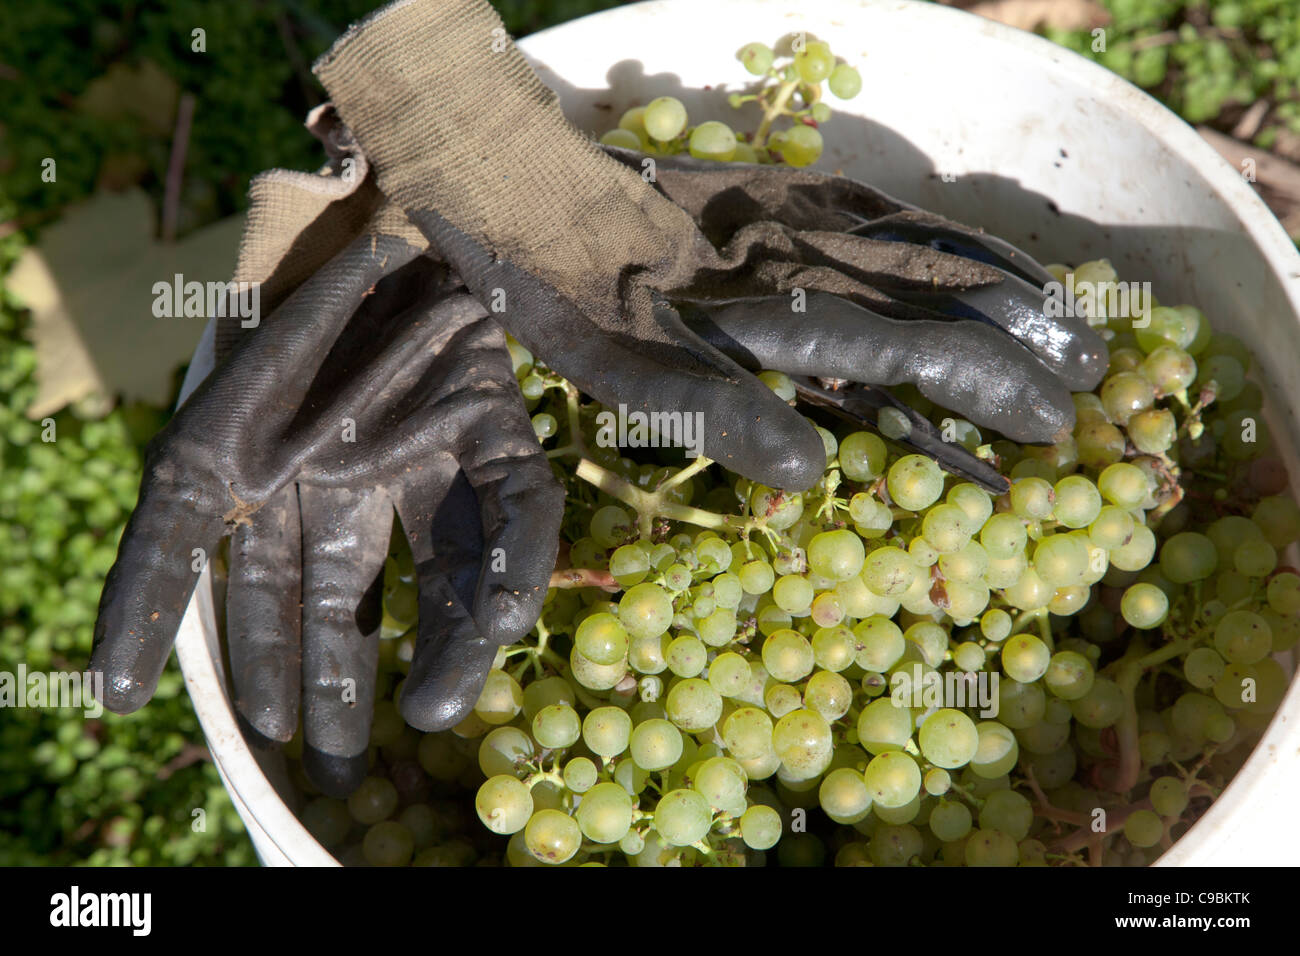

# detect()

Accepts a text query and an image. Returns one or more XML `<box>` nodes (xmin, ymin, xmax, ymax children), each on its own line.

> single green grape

<box><xmin>479</xmin><ymin>726</ymin><xmax>534</xmax><ymax>778</ymax></box>
<box><xmin>772</xmin><ymin>708</ymin><xmax>834</xmax><ymax>779</ymax></box>
<box><xmin>476</xmin><ymin>775</ymin><xmax>534</xmax><ymax>835</ymax></box>
<box><xmin>1100</xmin><ymin>371</ymin><xmax>1156</xmax><ymax>424</ymax></box>
<box><xmin>739</xmin><ymin>804</ymin><xmax>782</xmax><ymax>849</ymax></box>
<box><xmin>722</xmin><ymin>706</ymin><xmax>775</xmax><ymax>761</ymax></box>
<box><xmin>1109</xmin><ymin>523</ymin><xmax>1157</xmax><ymax>572</ymax></box>
<box><xmin>1140</xmin><ymin>345</ymin><xmax>1197</xmax><ymax>394</ymax></box>
<box><xmin>474</xmin><ymin>669</ymin><xmax>524</xmax><ymax>725</ymax></box>
<box><xmin>737</xmin><ymin>41</ymin><xmax>774</xmax><ymax>75</ymax></box>
<box><xmin>762</xmin><ymin>628</ymin><xmax>815</xmax><ymax>683</ymax></box>
<box><xmin>664</xmin><ymin>678</ymin><xmax>723</xmax><ymax>732</ymax></box>
<box><xmin>918</xmin><ymin>709</ymin><xmax>979</xmax><ymax>769</ymax></box>
<box><xmin>1042</xmin><ymin>651</ymin><xmax>1095</xmax><ymax>701</ymax></box>
<box><xmin>780</xmin><ymin>123</ymin><xmax>823</xmax><ymax>167</ymax></box>
<box><xmin>964</xmin><ymin>828</ymin><xmax>1019</xmax><ymax>866</ymax></box>
<box><xmin>1070</xmin><ymin>677</ymin><xmax>1125</xmax><ymax>728</ymax></box>
<box><xmin>1127</xmin><ymin>408</ymin><xmax>1177</xmax><ymax>454</ymax></box>
<box><xmin>794</xmin><ymin>40</ymin><xmax>834</xmax><ymax>83</ymax></box>
<box><xmin>1097</xmin><ymin>463</ymin><xmax>1150</xmax><ymax>509</ymax></box>
<box><xmin>609</xmin><ymin>544</ymin><xmax>650</xmax><ymax>587</ymax></box>
<box><xmin>1052</xmin><ymin>475</ymin><xmax>1102</xmax><ymax>528</ymax></box>
<box><xmin>863</xmin><ymin>547</ymin><xmax>918</xmax><ymax>597</ymax></box>
<box><xmin>1124</xmin><ymin>809</ymin><xmax>1164</xmax><ymax>848</ymax></box>
<box><xmin>629</xmin><ymin>719</ymin><xmax>684</xmax><ymax>771</ymax></box>
<box><xmin>862</xmin><ymin>751</ymin><xmax>922</xmax><ymax>808</ymax></box>
<box><xmin>363</xmin><ymin>821</ymin><xmax>415</xmax><ymax>866</ymax></box>
<box><xmin>980</xmin><ymin>608</ymin><xmax>1013</xmax><ymax>642</ymax></box>
<box><xmin>819</xmin><ymin>767</ymin><xmax>872</xmax><ymax>823</ymax></box>
<box><xmin>887</xmin><ymin>455</ymin><xmax>944</xmax><ymax>511</ymax></box>
<box><xmin>969</xmin><ymin>721</ymin><xmax>1018</xmax><ymax>778</ymax></box>
<box><xmin>840</xmin><ymin>431</ymin><xmax>887</xmax><ymax>481</ymax></box>
<box><xmin>348</xmin><ymin>777</ymin><xmax>398</xmax><ymax>825</ymax></box>
<box><xmin>533</xmin><ymin>704</ymin><xmax>582</xmax><ymax>750</ymax></box>
<box><xmin>808</xmin><ymin>529</ymin><xmax>866</xmax><ymax>580</ymax></box>
<box><xmin>524</xmin><ymin>809</ymin><xmax>582</xmax><ymax>864</ymax></box>
<box><xmin>590</xmin><ymin>504</ymin><xmax>632</xmax><ymax>547</ymax></box>
<box><xmin>575</xmin><ymin>613</ymin><xmax>630</xmax><ymax>665</ymax></box>
<box><xmin>619</xmin><ymin>583</ymin><xmax>674</xmax><ymax>640</ymax></box>
<box><xmin>997</xmin><ymin>679</ymin><xmax>1046</xmax><ymax>729</ymax></box>
<box><xmin>1233</xmin><ymin>538</ymin><xmax>1277</xmax><ymax>578</ymax></box>
<box><xmin>644</xmin><ymin>95</ymin><xmax>688</xmax><ymax>141</ymax></box>
<box><xmin>1089</xmin><ymin>505</ymin><xmax>1135</xmax><ymax>550</ymax></box>
<box><xmin>1149</xmin><ymin>776</ymin><xmax>1190</xmax><ymax>818</ymax></box>
<box><xmin>952</xmin><ymin>641</ymin><xmax>986</xmax><ymax>672</ymax></box>
<box><xmin>599</xmin><ymin>127</ymin><xmax>642</xmax><ymax>150</ymax></box>
<box><xmin>1159</xmin><ymin>532</ymin><xmax>1217</xmax><ymax>584</ymax></box>
<box><xmin>827</xmin><ymin>63</ymin><xmax>862</xmax><ymax>99</ymax></box>
<box><xmin>582</xmin><ymin>706</ymin><xmax>632</xmax><ymax>758</ymax></box>
<box><xmin>857</xmin><ymin>697</ymin><xmax>913</xmax><ymax>755</ymax></box>
<box><xmin>655</xmin><ymin>789</ymin><xmax>713</xmax><ymax>846</ymax></box>
<box><xmin>1213</xmin><ymin>610</ymin><xmax>1272</xmax><ymax>665</ymax></box>
<box><xmin>924</xmin><ymin>767</ymin><xmax>952</xmax><ymax>797</ymax></box>
<box><xmin>693</xmin><ymin>757</ymin><xmax>748</xmax><ymax>814</ymax></box>
<box><xmin>689</xmin><ymin>120</ymin><xmax>738</xmax><ymax>161</ymax></box>
<box><xmin>576</xmin><ymin>782</ymin><xmax>634</xmax><ymax>844</ymax></box>
<box><xmin>1010</xmin><ymin>478</ymin><xmax>1054</xmax><ymax>520</ymax></box>
<box><xmin>531</xmin><ymin>413</ymin><xmax>557</xmax><ymax>440</ymax></box>
<box><xmin>1033</xmin><ymin>533</ymin><xmax>1089</xmax><ymax>588</ymax></box>
<box><xmin>1001</xmin><ymin>633</ymin><xmax>1051</xmax><ymax>683</ymax></box>
<box><xmin>978</xmin><ymin>790</ymin><xmax>1034</xmax><ymax>841</ymax></box>
<box><xmin>804</xmin><ymin>670</ymin><xmax>853</xmax><ymax>722</ymax></box>
<box><xmin>928</xmin><ymin>800</ymin><xmax>972</xmax><ymax>842</ymax></box>
<box><xmin>1121</xmin><ymin>582</ymin><xmax>1169</xmax><ymax>629</ymax></box>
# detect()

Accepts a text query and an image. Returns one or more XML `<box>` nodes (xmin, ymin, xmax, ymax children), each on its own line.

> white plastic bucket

<box><xmin>175</xmin><ymin>0</ymin><xmax>1300</xmax><ymax>865</ymax></box>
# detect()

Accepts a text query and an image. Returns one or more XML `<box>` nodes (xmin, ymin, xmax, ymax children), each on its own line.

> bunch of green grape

<box><xmin>280</xmin><ymin>254</ymin><xmax>1298</xmax><ymax>866</ymax></box>
<box><xmin>598</xmin><ymin>36</ymin><xmax>861</xmax><ymax>167</ymax></box>
<box><xmin>270</xmin><ymin>33</ymin><xmax>1297</xmax><ymax>867</ymax></box>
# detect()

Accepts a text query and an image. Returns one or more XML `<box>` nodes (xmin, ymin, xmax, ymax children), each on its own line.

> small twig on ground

<box><xmin>161</xmin><ymin>92</ymin><xmax>196</xmax><ymax>243</ymax></box>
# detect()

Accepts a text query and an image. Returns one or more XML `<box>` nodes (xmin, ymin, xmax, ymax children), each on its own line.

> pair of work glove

<box><xmin>90</xmin><ymin>0</ymin><xmax>1105</xmax><ymax>797</ymax></box>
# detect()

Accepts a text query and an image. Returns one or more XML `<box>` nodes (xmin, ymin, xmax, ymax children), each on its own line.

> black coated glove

<box><xmin>312</xmin><ymin>0</ymin><xmax>1104</xmax><ymax>498</ymax></box>
<box><xmin>89</xmin><ymin>124</ymin><xmax>561</xmax><ymax>794</ymax></box>
<box><xmin>607</xmin><ymin>146</ymin><xmax>1108</xmax><ymax>409</ymax></box>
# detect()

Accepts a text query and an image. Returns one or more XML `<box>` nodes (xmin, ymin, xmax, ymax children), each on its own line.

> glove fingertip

<box><xmin>234</xmin><ymin>708</ymin><xmax>296</xmax><ymax>749</ymax></box>
<box><xmin>400</xmin><ymin>612</ymin><xmax>496</xmax><ymax>733</ymax></box>
<box><xmin>476</xmin><ymin>581</ymin><xmax>548</xmax><ymax>647</ymax></box>
<box><xmin>1005</xmin><ymin>389</ymin><xmax>1075</xmax><ymax>446</ymax></box>
<box><xmin>87</xmin><ymin>653</ymin><xmax>155</xmax><ymax>716</ymax></box>
<box><xmin>302</xmin><ymin>746</ymin><xmax>369</xmax><ymax>799</ymax></box>
<box><xmin>236</xmin><ymin>700</ymin><xmax>298</xmax><ymax>745</ymax></box>
<box><xmin>398</xmin><ymin>681</ymin><xmax>474</xmax><ymax>734</ymax></box>
<box><xmin>736</xmin><ymin>410</ymin><xmax>826</xmax><ymax>493</ymax></box>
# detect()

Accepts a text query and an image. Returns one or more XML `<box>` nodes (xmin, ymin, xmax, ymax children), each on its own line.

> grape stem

<box><xmin>545</xmin><ymin>380</ymin><xmax>589</xmax><ymax>460</ymax></box>
<box><xmin>522</xmin><ymin>767</ymin><xmax>565</xmax><ymax>791</ymax></box>
<box><xmin>751</xmin><ymin>74</ymin><xmax>802</xmax><ymax>149</ymax></box>
<box><xmin>549</xmin><ymin>567</ymin><xmax>619</xmax><ymax>590</ymax></box>
<box><xmin>1010</xmin><ymin>607</ymin><xmax>1054</xmax><ymax>651</ymax></box>
<box><xmin>656</xmin><ymin>454</ymin><xmax>714</xmax><ymax>493</ymax></box>
<box><xmin>1108</xmin><ymin>660</ymin><xmax>1143</xmax><ymax>793</ymax></box>
<box><xmin>574</xmin><ymin>456</ymin><xmax>753</xmax><ymax>539</ymax></box>
<box><xmin>945</xmin><ymin>779</ymin><xmax>984</xmax><ymax>809</ymax></box>
<box><xmin>1053</xmin><ymin>797</ymin><xmax>1154</xmax><ymax>855</ymax></box>
<box><xmin>1023</xmin><ymin>766</ymin><xmax>1090</xmax><ymax>827</ymax></box>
